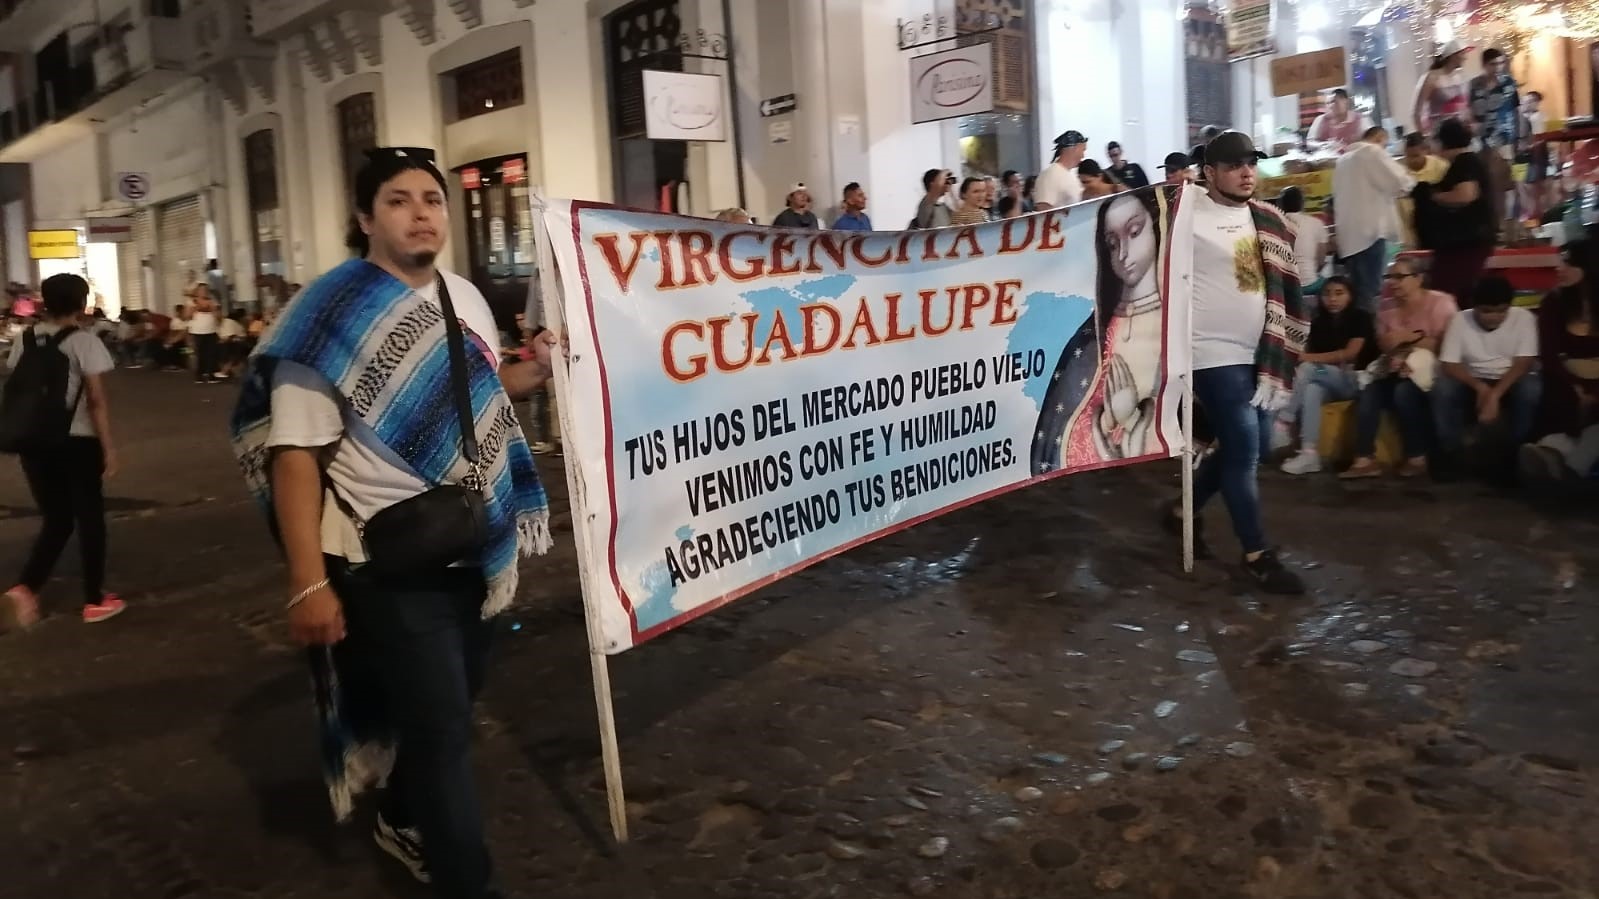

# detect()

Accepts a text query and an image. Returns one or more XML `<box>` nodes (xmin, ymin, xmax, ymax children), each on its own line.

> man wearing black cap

<box><xmin>1161</xmin><ymin>151</ymin><xmax>1195</xmax><ymax>186</ymax></box>
<box><xmin>1190</xmin><ymin>124</ymin><xmax>1222</xmax><ymax>169</ymax></box>
<box><xmin>1034</xmin><ymin>130</ymin><xmax>1088</xmax><ymax>210</ymax></box>
<box><xmin>1162</xmin><ymin>130</ymin><xmax>1309</xmax><ymax>594</ymax></box>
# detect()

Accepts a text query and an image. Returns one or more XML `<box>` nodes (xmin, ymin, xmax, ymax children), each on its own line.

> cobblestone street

<box><xmin>1</xmin><ymin>371</ymin><xmax>1596</xmax><ymax>899</ymax></box>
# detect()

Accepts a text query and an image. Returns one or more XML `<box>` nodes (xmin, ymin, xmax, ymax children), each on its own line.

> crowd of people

<box><xmin>2</xmin><ymin>85</ymin><xmax>1596</xmax><ymax>897</ymax></box>
<box><xmin>711</xmin><ymin>46</ymin><xmax>1591</xmax><ymax>491</ymax></box>
<box><xmin>715</xmin><ymin>130</ymin><xmax>1200</xmax><ymax>232</ymax></box>
<box><xmin>4</xmin><ymin>278</ymin><xmax>272</xmax><ymax>382</ymax></box>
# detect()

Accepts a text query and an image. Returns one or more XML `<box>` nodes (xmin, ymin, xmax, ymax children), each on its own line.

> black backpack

<box><xmin>0</xmin><ymin>326</ymin><xmax>82</xmax><ymax>454</ymax></box>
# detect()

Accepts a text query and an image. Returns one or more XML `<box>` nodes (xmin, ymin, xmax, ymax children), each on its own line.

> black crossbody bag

<box><xmin>358</xmin><ymin>275</ymin><xmax>490</xmax><ymax>576</ymax></box>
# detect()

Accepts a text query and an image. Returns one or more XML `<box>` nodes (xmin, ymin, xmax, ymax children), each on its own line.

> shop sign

<box><xmin>1270</xmin><ymin>47</ymin><xmax>1347</xmax><ymax>97</ymax></box>
<box><xmin>1258</xmin><ymin>170</ymin><xmax>1333</xmax><ymax>216</ymax></box>
<box><xmin>461</xmin><ymin>167</ymin><xmax>482</xmax><ymax>190</ymax></box>
<box><xmin>86</xmin><ymin>216</ymin><xmax>135</xmax><ymax>244</ymax></box>
<box><xmin>909</xmin><ymin>43</ymin><xmax>993</xmax><ymax>125</ymax></box>
<box><xmin>28</xmin><ymin>229</ymin><xmax>81</xmax><ymax>259</ymax></box>
<box><xmin>760</xmin><ymin>94</ymin><xmax>797</xmax><ymax>117</ymax></box>
<box><xmin>502</xmin><ymin>158</ymin><xmax>526</xmax><ymax>185</ymax></box>
<box><xmin>642</xmin><ymin>70</ymin><xmax>728</xmax><ymax>142</ymax></box>
<box><xmin>1226</xmin><ymin>0</ymin><xmax>1275</xmax><ymax>62</ymax></box>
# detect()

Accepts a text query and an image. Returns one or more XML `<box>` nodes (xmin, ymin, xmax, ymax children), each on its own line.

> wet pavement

<box><xmin>1</xmin><ymin>372</ymin><xmax>1596</xmax><ymax>899</ymax></box>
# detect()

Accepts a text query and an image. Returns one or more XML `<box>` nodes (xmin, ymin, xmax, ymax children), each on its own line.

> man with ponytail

<box><xmin>231</xmin><ymin>147</ymin><xmax>556</xmax><ymax>898</ymax></box>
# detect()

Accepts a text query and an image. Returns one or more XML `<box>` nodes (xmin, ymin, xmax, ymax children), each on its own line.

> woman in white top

<box><xmin>1413</xmin><ymin>41</ymin><xmax>1471</xmax><ymax>138</ymax></box>
<box><xmin>2</xmin><ymin>273</ymin><xmax>124</xmax><ymax>628</ymax></box>
<box><xmin>188</xmin><ymin>284</ymin><xmax>222</xmax><ymax>383</ymax></box>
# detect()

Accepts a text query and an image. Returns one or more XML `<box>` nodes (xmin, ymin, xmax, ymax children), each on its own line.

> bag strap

<box><xmin>433</xmin><ymin>274</ymin><xmax>480</xmax><ymax>465</ymax></box>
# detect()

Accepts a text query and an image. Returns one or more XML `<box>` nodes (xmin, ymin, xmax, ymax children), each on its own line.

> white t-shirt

<box><xmin>1439</xmin><ymin>306</ymin><xmax>1538</xmax><ymax>380</ymax></box>
<box><xmin>219</xmin><ymin>317</ymin><xmax>246</xmax><ymax>340</ymax></box>
<box><xmin>188</xmin><ymin>309</ymin><xmax>218</xmax><ymax>335</ymax></box>
<box><xmin>1034</xmin><ymin>161</ymin><xmax>1082</xmax><ymax>209</ymax></box>
<box><xmin>1287</xmin><ymin>212</ymin><xmax>1329</xmax><ymax>285</ymax></box>
<box><xmin>266</xmin><ymin>270</ymin><xmax>502</xmax><ymax>560</ymax></box>
<box><xmin>5</xmin><ymin>323</ymin><xmax>115</xmax><ymax>438</ymax></box>
<box><xmin>168</xmin><ymin>316</ymin><xmax>189</xmax><ymax>335</ymax></box>
<box><xmin>1190</xmin><ymin>191</ymin><xmax>1268</xmax><ymax>371</ymax></box>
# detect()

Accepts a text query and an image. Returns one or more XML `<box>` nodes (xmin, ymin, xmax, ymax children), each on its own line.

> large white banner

<box><xmin>541</xmin><ymin>189</ymin><xmax>1194</xmax><ymax>653</ymax></box>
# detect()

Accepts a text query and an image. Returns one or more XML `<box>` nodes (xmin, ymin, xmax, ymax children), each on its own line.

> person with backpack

<box><xmin>1</xmin><ymin>273</ymin><xmax>124</xmax><ymax>627</ymax></box>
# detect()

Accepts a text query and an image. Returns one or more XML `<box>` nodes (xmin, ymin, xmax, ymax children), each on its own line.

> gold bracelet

<box><xmin>287</xmin><ymin>578</ymin><xmax>330</xmax><ymax>609</ymax></box>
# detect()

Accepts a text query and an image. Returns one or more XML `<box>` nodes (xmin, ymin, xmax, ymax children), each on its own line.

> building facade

<box><xmin>0</xmin><ymin>0</ymin><xmax>1189</xmax><ymax>320</ymax></box>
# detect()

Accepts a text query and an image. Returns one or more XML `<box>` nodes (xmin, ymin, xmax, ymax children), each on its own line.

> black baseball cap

<box><xmin>1161</xmin><ymin>151</ymin><xmax>1192</xmax><ymax>171</ymax></box>
<box><xmin>1204</xmin><ymin>130</ymin><xmax>1268</xmax><ymax>166</ymax></box>
<box><xmin>1053</xmin><ymin>130</ymin><xmax>1087</xmax><ymax>148</ymax></box>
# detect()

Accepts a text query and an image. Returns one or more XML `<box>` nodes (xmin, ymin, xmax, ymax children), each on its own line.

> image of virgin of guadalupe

<box><xmin>1030</xmin><ymin>188</ymin><xmax>1169</xmax><ymax>474</ymax></box>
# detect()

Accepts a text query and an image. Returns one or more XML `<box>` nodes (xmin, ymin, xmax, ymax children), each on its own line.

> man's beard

<box><xmin>404</xmin><ymin>250</ymin><xmax>438</xmax><ymax>269</ymax></box>
<box><xmin>1215</xmin><ymin>187</ymin><xmax>1253</xmax><ymax>204</ymax></box>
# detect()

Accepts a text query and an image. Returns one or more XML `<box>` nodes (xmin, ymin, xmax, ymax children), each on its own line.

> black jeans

<box><xmin>1354</xmin><ymin>377</ymin><xmax>1431</xmax><ymax>459</ymax></box>
<box><xmin>17</xmin><ymin>437</ymin><xmax>106</xmax><ymax>605</ymax></box>
<box><xmin>192</xmin><ymin>332</ymin><xmax>220</xmax><ymax>381</ymax></box>
<box><xmin>329</xmin><ymin>558</ymin><xmax>497</xmax><ymax>899</ymax></box>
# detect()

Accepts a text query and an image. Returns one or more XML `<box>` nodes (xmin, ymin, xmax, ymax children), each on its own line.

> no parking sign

<box><xmin>116</xmin><ymin>172</ymin><xmax>151</xmax><ymax>203</ymax></box>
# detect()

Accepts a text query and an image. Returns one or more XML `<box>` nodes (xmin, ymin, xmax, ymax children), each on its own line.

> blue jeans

<box><xmin>1339</xmin><ymin>239</ymin><xmax>1387</xmax><ymax>312</ymax></box>
<box><xmin>1432</xmin><ymin>371</ymin><xmax>1543</xmax><ymax>453</ymax></box>
<box><xmin>1193</xmin><ymin>364</ymin><xmax>1267</xmax><ymax>555</ymax></box>
<box><xmin>1354</xmin><ymin>376</ymin><xmax>1431</xmax><ymax>458</ymax></box>
<box><xmin>332</xmin><ymin>560</ymin><xmax>498</xmax><ymax>899</ymax></box>
<box><xmin>1281</xmin><ymin>362</ymin><xmax>1360</xmax><ymax>450</ymax></box>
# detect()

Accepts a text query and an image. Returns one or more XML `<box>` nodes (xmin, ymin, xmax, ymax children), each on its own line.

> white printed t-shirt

<box><xmin>266</xmin><ymin>270</ymin><xmax>501</xmax><ymax>561</ymax></box>
<box><xmin>1033</xmin><ymin>161</ymin><xmax>1082</xmax><ymax>209</ymax></box>
<box><xmin>1190</xmin><ymin>190</ymin><xmax>1268</xmax><ymax>371</ymax></box>
<box><xmin>5</xmin><ymin>324</ymin><xmax>115</xmax><ymax>438</ymax></box>
<box><xmin>1439</xmin><ymin>306</ymin><xmax>1538</xmax><ymax>381</ymax></box>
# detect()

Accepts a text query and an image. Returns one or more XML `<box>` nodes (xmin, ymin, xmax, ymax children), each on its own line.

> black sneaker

<box><xmin>374</xmin><ymin>813</ymin><xmax>430</xmax><ymax>884</ymax></box>
<box><xmin>1242</xmin><ymin>550</ymin><xmax>1305</xmax><ymax>595</ymax></box>
<box><xmin>1158</xmin><ymin>501</ymin><xmax>1213</xmax><ymax>561</ymax></box>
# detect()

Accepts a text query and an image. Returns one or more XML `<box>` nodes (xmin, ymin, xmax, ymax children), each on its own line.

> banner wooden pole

<box><xmin>531</xmin><ymin>199</ymin><xmax>630</xmax><ymax>844</ymax></box>
<box><xmin>1181</xmin><ymin>370</ymin><xmax>1195</xmax><ymax>574</ymax></box>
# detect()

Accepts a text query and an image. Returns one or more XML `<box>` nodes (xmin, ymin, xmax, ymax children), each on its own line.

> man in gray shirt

<box><xmin>772</xmin><ymin>182</ymin><xmax>820</xmax><ymax>229</ymax></box>
<box><xmin>915</xmin><ymin>169</ymin><xmax>953</xmax><ymax>229</ymax></box>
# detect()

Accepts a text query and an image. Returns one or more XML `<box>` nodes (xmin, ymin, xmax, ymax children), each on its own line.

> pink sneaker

<box><xmin>82</xmin><ymin>595</ymin><xmax>127</xmax><ymax>624</ymax></box>
<box><xmin>4</xmin><ymin>586</ymin><xmax>39</xmax><ymax>630</ymax></box>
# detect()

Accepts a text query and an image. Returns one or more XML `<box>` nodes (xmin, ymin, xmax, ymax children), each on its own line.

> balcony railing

<box><xmin>189</xmin><ymin>0</ymin><xmax>273</xmax><ymax>72</ymax></box>
<box><xmin>0</xmin><ymin>15</ymin><xmax>192</xmax><ymax>152</ymax></box>
<box><xmin>248</xmin><ymin>0</ymin><xmax>387</xmax><ymax>41</ymax></box>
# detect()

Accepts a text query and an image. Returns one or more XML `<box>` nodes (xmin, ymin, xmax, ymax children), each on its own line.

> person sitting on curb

<box><xmin>1434</xmin><ymin>276</ymin><xmax>1541</xmax><ymax>478</ymax></box>
<box><xmin>1341</xmin><ymin>258</ymin><xmax>1457</xmax><ymax>479</ymax></box>
<box><xmin>1273</xmin><ymin>276</ymin><xmax>1378</xmax><ymax>474</ymax></box>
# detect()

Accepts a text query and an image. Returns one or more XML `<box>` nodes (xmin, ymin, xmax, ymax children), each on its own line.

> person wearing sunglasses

<box><xmin>1341</xmin><ymin>258</ymin><xmax>1456</xmax><ymax>479</ymax></box>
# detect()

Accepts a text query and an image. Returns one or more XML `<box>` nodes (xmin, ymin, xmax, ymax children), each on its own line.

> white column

<box><xmin>533</xmin><ymin>1</ymin><xmax>606</xmax><ymax>203</ymax></box>
<box><xmin>1043</xmin><ymin>2</ymin><xmax>1119</xmax><ymax>158</ymax></box>
<box><xmin>791</xmin><ymin>0</ymin><xmax>835</xmax><ymax>206</ymax></box>
<box><xmin>276</xmin><ymin>50</ymin><xmax>310</xmax><ymax>284</ymax></box>
<box><xmin>1120</xmin><ymin>0</ymin><xmax>1186</xmax><ymax>170</ymax></box>
<box><xmin>678</xmin><ymin>0</ymin><xmax>739</xmax><ymax>216</ymax></box>
<box><xmin>863</xmin><ymin>0</ymin><xmax>941</xmax><ymax>226</ymax></box>
<box><xmin>1115</xmin><ymin>0</ymin><xmax>1148</xmax><ymax>164</ymax></box>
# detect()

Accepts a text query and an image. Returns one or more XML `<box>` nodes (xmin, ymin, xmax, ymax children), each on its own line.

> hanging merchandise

<box><xmin>156</xmin><ymin>197</ymin><xmax>204</xmax><ymax>314</ymax></box>
<box><xmin>1227</xmin><ymin>0</ymin><xmax>1278</xmax><ymax>61</ymax></box>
